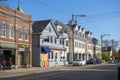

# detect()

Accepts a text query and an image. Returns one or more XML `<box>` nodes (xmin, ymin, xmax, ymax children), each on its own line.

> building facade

<box><xmin>92</xmin><ymin>38</ymin><xmax>101</xmax><ymax>59</ymax></box>
<box><xmin>85</xmin><ymin>31</ymin><xmax>94</xmax><ymax>60</ymax></box>
<box><xmin>32</xmin><ymin>20</ymin><xmax>68</xmax><ymax>67</ymax></box>
<box><xmin>0</xmin><ymin>4</ymin><xmax>32</xmax><ymax>69</ymax></box>
<box><xmin>73</xmin><ymin>26</ymin><xmax>86</xmax><ymax>60</ymax></box>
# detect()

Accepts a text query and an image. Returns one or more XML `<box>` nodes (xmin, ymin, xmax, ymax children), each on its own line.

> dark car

<box><xmin>87</xmin><ymin>58</ymin><xmax>96</xmax><ymax>64</ymax></box>
<box><xmin>96</xmin><ymin>59</ymin><xmax>102</xmax><ymax>64</ymax></box>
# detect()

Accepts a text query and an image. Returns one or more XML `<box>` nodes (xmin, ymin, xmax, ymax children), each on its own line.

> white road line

<box><xmin>60</xmin><ymin>68</ymin><xmax>117</xmax><ymax>72</ymax></box>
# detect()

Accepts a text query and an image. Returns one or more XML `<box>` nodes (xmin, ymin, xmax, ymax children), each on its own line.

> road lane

<box><xmin>0</xmin><ymin>63</ymin><xmax>119</xmax><ymax>80</ymax></box>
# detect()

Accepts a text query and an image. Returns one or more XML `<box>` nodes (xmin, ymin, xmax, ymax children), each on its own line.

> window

<box><xmin>9</xmin><ymin>24</ymin><xmax>14</xmax><ymax>38</ymax></box>
<box><xmin>49</xmin><ymin>27</ymin><xmax>51</xmax><ymax>32</ymax></box>
<box><xmin>75</xmin><ymin>31</ymin><xmax>78</xmax><ymax>35</ymax></box>
<box><xmin>54</xmin><ymin>37</ymin><xmax>57</xmax><ymax>43</ymax></box>
<box><xmin>83</xmin><ymin>34</ymin><xmax>85</xmax><ymax>38</ymax></box>
<box><xmin>48</xmin><ymin>52</ymin><xmax>50</xmax><ymax>59</ymax></box>
<box><xmin>51</xmin><ymin>52</ymin><xmax>53</xmax><ymax>59</ymax></box>
<box><xmin>18</xmin><ymin>26</ymin><xmax>23</xmax><ymax>39</ymax></box>
<box><xmin>51</xmin><ymin>36</ymin><xmax>53</xmax><ymax>43</ymax></box>
<box><xmin>55</xmin><ymin>53</ymin><xmax>57</xmax><ymax>59</ymax></box>
<box><xmin>66</xmin><ymin>41</ymin><xmax>68</xmax><ymax>46</ymax></box>
<box><xmin>60</xmin><ymin>52</ymin><xmax>63</xmax><ymax>60</ymax></box>
<box><xmin>63</xmin><ymin>39</ymin><xmax>64</xmax><ymax>45</ymax></box>
<box><xmin>60</xmin><ymin>38</ymin><xmax>64</xmax><ymax>45</ymax></box>
<box><xmin>25</xmin><ymin>28</ymin><xmax>29</xmax><ymax>40</ymax></box>
<box><xmin>79</xmin><ymin>32</ymin><xmax>81</xmax><ymax>37</ymax></box>
<box><xmin>1</xmin><ymin>22</ymin><xmax>6</xmax><ymax>37</ymax></box>
<box><xmin>60</xmin><ymin>39</ymin><xmax>62</xmax><ymax>44</ymax></box>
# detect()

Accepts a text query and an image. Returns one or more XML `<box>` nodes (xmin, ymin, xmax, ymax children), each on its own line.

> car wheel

<box><xmin>80</xmin><ymin>63</ymin><xmax>82</xmax><ymax>66</ymax></box>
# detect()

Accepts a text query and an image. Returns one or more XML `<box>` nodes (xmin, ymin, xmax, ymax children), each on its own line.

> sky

<box><xmin>1</xmin><ymin>0</ymin><xmax>120</xmax><ymax>44</ymax></box>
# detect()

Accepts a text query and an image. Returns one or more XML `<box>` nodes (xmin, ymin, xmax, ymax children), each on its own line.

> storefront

<box><xmin>41</xmin><ymin>46</ymin><xmax>52</xmax><ymax>67</ymax></box>
<box><xmin>0</xmin><ymin>42</ymin><xmax>15</xmax><ymax>70</ymax></box>
<box><xmin>18</xmin><ymin>44</ymin><xmax>30</xmax><ymax>68</ymax></box>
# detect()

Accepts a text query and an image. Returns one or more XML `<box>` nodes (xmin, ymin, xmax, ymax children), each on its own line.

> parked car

<box><xmin>108</xmin><ymin>60</ymin><xmax>115</xmax><ymax>63</ymax></box>
<box><xmin>73</xmin><ymin>59</ymin><xmax>86</xmax><ymax>66</ymax></box>
<box><xmin>96</xmin><ymin>59</ymin><xmax>102</xmax><ymax>64</ymax></box>
<box><xmin>87</xmin><ymin>58</ymin><xmax>96</xmax><ymax>64</ymax></box>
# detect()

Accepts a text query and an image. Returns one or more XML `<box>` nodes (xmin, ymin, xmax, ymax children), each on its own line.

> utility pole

<box><xmin>68</xmin><ymin>14</ymin><xmax>86</xmax><ymax>63</ymax></box>
<box><xmin>100</xmin><ymin>34</ymin><xmax>110</xmax><ymax>53</ymax></box>
<box><xmin>111</xmin><ymin>39</ymin><xmax>119</xmax><ymax>60</ymax></box>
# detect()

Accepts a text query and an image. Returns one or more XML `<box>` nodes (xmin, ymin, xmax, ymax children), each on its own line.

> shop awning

<box><xmin>41</xmin><ymin>46</ymin><xmax>52</xmax><ymax>52</ymax></box>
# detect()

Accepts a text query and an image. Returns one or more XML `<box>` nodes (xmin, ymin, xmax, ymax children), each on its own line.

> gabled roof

<box><xmin>32</xmin><ymin>19</ymin><xmax>51</xmax><ymax>33</ymax></box>
<box><xmin>32</xmin><ymin>19</ymin><xmax>59</xmax><ymax>37</ymax></box>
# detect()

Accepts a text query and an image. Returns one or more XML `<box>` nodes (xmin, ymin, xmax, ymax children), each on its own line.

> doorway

<box><xmin>4</xmin><ymin>50</ymin><xmax>12</xmax><ymax>69</ymax></box>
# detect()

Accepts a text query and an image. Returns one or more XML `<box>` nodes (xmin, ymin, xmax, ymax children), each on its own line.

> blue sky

<box><xmin>1</xmin><ymin>0</ymin><xmax>120</xmax><ymax>42</ymax></box>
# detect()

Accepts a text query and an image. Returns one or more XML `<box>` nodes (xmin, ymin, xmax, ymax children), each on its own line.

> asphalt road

<box><xmin>1</xmin><ymin>63</ymin><xmax>120</xmax><ymax>80</ymax></box>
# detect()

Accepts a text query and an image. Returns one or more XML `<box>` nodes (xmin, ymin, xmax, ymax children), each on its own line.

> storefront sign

<box><xmin>18</xmin><ymin>48</ymin><xmax>25</xmax><ymax>51</ymax></box>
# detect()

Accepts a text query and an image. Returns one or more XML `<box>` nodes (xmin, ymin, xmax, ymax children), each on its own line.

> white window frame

<box><xmin>9</xmin><ymin>24</ymin><xmax>14</xmax><ymax>38</ymax></box>
<box><xmin>1</xmin><ymin>22</ymin><xmax>6</xmax><ymax>37</ymax></box>
<box><xmin>18</xmin><ymin>26</ymin><xmax>23</xmax><ymax>39</ymax></box>
<box><xmin>24</xmin><ymin>28</ymin><xmax>29</xmax><ymax>40</ymax></box>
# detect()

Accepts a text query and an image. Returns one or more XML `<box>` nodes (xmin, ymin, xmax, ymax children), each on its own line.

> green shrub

<box><xmin>102</xmin><ymin>53</ymin><xmax>110</xmax><ymax>61</ymax></box>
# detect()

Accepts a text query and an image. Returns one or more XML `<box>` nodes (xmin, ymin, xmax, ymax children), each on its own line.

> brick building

<box><xmin>0</xmin><ymin>4</ymin><xmax>32</xmax><ymax>69</ymax></box>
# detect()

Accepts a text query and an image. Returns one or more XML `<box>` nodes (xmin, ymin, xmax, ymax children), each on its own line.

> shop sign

<box><xmin>18</xmin><ymin>48</ymin><xmax>25</xmax><ymax>51</ymax></box>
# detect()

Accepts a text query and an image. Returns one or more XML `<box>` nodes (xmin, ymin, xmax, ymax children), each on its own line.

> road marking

<box><xmin>17</xmin><ymin>71</ymin><xmax>69</xmax><ymax>80</ymax></box>
<box><xmin>83</xmin><ymin>69</ymin><xmax>117</xmax><ymax>72</ymax></box>
<box><xmin>60</xmin><ymin>68</ymin><xmax>117</xmax><ymax>72</ymax></box>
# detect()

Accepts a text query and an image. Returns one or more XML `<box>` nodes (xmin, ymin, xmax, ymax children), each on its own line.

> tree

<box><xmin>102</xmin><ymin>53</ymin><xmax>110</xmax><ymax>61</ymax></box>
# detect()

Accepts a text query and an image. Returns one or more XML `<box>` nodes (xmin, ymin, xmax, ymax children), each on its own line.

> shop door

<box><xmin>4</xmin><ymin>50</ymin><xmax>12</xmax><ymax>69</ymax></box>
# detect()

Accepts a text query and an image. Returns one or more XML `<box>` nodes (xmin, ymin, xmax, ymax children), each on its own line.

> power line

<box><xmin>2</xmin><ymin>0</ymin><xmax>120</xmax><ymax>25</ymax></box>
<box><xmin>79</xmin><ymin>14</ymin><xmax>120</xmax><ymax>24</ymax></box>
<box><xmin>86</xmin><ymin>11</ymin><xmax>120</xmax><ymax>18</ymax></box>
<box><xmin>74</xmin><ymin>11</ymin><xmax>120</xmax><ymax>24</ymax></box>
<box><xmin>28</xmin><ymin>0</ymin><xmax>68</xmax><ymax>16</ymax></box>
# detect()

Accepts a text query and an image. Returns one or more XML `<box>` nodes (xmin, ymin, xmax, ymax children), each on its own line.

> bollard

<box><xmin>118</xmin><ymin>67</ymin><xmax>120</xmax><ymax>80</ymax></box>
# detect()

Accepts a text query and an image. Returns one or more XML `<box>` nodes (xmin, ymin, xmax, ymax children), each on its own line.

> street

<box><xmin>0</xmin><ymin>63</ymin><xmax>119</xmax><ymax>80</ymax></box>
